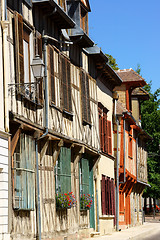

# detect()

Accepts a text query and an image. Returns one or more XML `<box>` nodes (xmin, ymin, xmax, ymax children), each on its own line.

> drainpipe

<box><xmin>35</xmin><ymin>36</ymin><xmax>49</xmax><ymax>240</ymax></box>
<box><xmin>123</xmin><ymin>119</ymin><xmax>126</xmax><ymax>182</ymax></box>
<box><xmin>39</xmin><ymin>37</ymin><xmax>49</xmax><ymax>139</ymax></box>
<box><xmin>35</xmin><ymin>140</ymin><xmax>41</xmax><ymax>240</ymax></box>
<box><xmin>136</xmin><ymin>137</ymin><xmax>138</xmax><ymax>182</ymax></box>
<box><xmin>116</xmin><ymin>116</ymin><xmax>119</xmax><ymax>231</ymax></box>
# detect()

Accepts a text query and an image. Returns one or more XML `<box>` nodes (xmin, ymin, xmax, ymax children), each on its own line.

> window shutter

<box><xmin>103</xmin><ymin>112</ymin><xmax>108</xmax><ymax>153</ymax></box>
<box><xmin>57</xmin><ymin>147</ymin><xmax>71</xmax><ymax>194</ymax></box>
<box><xmin>98</xmin><ymin>108</ymin><xmax>103</xmax><ymax>151</ymax></box>
<box><xmin>67</xmin><ymin>60</ymin><xmax>72</xmax><ymax>112</ymax></box>
<box><xmin>81</xmin><ymin>158</ymin><xmax>89</xmax><ymax>195</ymax></box>
<box><xmin>105</xmin><ymin>177</ymin><xmax>109</xmax><ymax>215</ymax></box>
<box><xmin>80</xmin><ymin>70</ymin><xmax>91</xmax><ymax>123</ymax></box>
<box><xmin>101</xmin><ymin>175</ymin><xmax>106</xmax><ymax>215</ymax></box>
<box><xmin>107</xmin><ymin>121</ymin><xmax>112</xmax><ymax>155</ymax></box>
<box><xmin>48</xmin><ymin>45</ymin><xmax>55</xmax><ymax>103</ymax></box>
<box><xmin>35</xmin><ymin>31</ymin><xmax>43</xmax><ymax>104</ymax></box>
<box><xmin>61</xmin><ymin>55</ymin><xmax>72</xmax><ymax>112</ymax></box>
<box><xmin>14</xmin><ymin>12</ymin><xmax>24</xmax><ymax>84</ymax></box>
<box><xmin>13</xmin><ymin>134</ymin><xmax>35</xmax><ymax>210</ymax></box>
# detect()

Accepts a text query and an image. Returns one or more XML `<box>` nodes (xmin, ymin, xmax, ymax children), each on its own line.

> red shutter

<box><xmin>105</xmin><ymin>177</ymin><xmax>109</xmax><ymax>215</ymax></box>
<box><xmin>103</xmin><ymin>111</ymin><xmax>108</xmax><ymax>153</ymax></box>
<box><xmin>98</xmin><ymin>108</ymin><xmax>103</xmax><ymax>150</ymax></box>
<box><xmin>107</xmin><ymin>121</ymin><xmax>112</xmax><ymax>155</ymax></box>
<box><xmin>111</xmin><ymin>179</ymin><xmax>116</xmax><ymax>225</ymax></box>
<box><xmin>101</xmin><ymin>175</ymin><xmax>106</xmax><ymax>215</ymax></box>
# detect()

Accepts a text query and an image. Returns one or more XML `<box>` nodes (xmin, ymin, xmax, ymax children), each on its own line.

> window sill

<box><xmin>50</xmin><ymin>102</ymin><xmax>62</xmax><ymax>113</ymax></box>
<box><xmin>99</xmin><ymin>215</ymin><xmax>115</xmax><ymax>219</ymax></box>
<box><xmin>82</xmin><ymin>119</ymin><xmax>92</xmax><ymax>128</ymax></box>
<box><xmin>63</xmin><ymin>109</ymin><xmax>73</xmax><ymax>121</ymax></box>
<box><xmin>101</xmin><ymin>151</ymin><xmax>115</xmax><ymax>160</ymax></box>
<box><xmin>17</xmin><ymin>92</ymin><xmax>43</xmax><ymax>108</ymax></box>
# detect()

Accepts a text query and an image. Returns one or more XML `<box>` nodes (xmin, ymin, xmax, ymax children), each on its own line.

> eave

<box><xmin>84</xmin><ymin>45</ymin><xmax>109</xmax><ymax>64</ymax></box>
<box><xmin>97</xmin><ymin>63</ymin><xmax>122</xmax><ymax>90</ymax></box>
<box><xmin>32</xmin><ymin>0</ymin><xmax>75</xmax><ymax>29</ymax></box>
<box><xmin>68</xmin><ymin>25</ymin><xmax>94</xmax><ymax>47</ymax></box>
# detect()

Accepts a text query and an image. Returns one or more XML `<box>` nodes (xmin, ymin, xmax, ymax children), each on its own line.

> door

<box><xmin>89</xmin><ymin>164</ymin><xmax>95</xmax><ymax>229</ymax></box>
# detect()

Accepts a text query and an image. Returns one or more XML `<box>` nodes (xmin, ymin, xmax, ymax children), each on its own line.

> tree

<box><xmin>141</xmin><ymin>82</ymin><xmax>160</xmax><ymax>200</ymax></box>
<box><xmin>135</xmin><ymin>63</ymin><xmax>141</xmax><ymax>75</ymax></box>
<box><xmin>106</xmin><ymin>54</ymin><xmax>119</xmax><ymax>70</ymax></box>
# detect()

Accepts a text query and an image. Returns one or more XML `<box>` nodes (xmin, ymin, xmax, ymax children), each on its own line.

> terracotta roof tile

<box><xmin>115</xmin><ymin>68</ymin><xmax>145</xmax><ymax>83</ymax></box>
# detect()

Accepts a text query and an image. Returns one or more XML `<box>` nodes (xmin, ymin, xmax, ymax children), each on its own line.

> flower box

<box><xmin>56</xmin><ymin>192</ymin><xmax>76</xmax><ymax>210</ymax></box>
<box><xmin>80</xmin><ymin>194</ymin><xmax>93</xmax><ymax>210</ymax></box>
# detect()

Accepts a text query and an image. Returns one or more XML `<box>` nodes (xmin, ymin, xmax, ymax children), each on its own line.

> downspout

<box><xmin>116</xmin><ymin>116</ymin><xmax>119</xmax><ymax>231</ymax></box>
<box><xmin>35</xmin><ymin>140</ymin><xmax>41</xmax><ymax>240</ymax></box>
<box><xmin>35</xmin><ymin>36</ymin><xmax>49</xmax><ymax>240</ymax></box>
<box><xmin>39</xmin><ymin>36</ymin><xmax>49</xmax><ymax>139</ymax></box>
<box><xmin>123</xmin><ymin>119</ymin><xmax>126</xmax><ymax>182</ymax></box>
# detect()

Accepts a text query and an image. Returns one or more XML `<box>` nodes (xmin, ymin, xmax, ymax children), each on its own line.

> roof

<box><xmin>131</xmin><ymin>87</ymin><xmax>150</xmax><ymax>100</ymax></box>
<box><xmin>116</xmin><ymin>68</ymin><xmax>146</xmax><ymax>86</ymax></box>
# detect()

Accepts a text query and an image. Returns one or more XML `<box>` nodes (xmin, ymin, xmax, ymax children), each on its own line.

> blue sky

<box><xmin>89</xmin><ymin>0</ymin><xmax>160</xmax><ymax>93</ymax></box>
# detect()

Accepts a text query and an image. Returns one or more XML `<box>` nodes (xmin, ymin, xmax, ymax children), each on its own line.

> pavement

<box><xmin>83</xmin><ymin>215</ymin><xmax>160</xmax><ymax>240</ymax></box>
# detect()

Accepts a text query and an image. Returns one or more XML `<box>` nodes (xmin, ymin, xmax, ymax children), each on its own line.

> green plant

<box><xmin>56</xmin><ymin>192</ymin><xmax>76</xmax><ymax>209</ymax></box>
<box><xmin>80</xmin><ymin>194</ymin><xmax>93</xmax><ymax>210</ymax></box>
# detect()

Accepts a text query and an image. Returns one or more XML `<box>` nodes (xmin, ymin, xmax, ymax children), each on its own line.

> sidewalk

<box><xmin>83</xmin><ymin>215</ymin><xmax>160</xmax><ymax>240</ymax></box>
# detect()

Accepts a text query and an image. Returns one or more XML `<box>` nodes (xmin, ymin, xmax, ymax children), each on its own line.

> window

<box><xmin>80</xmin><ymin>70</ymin><xmax>91</xmax><ymax>124</ymax></box>
<box><xmin>55</xmin><ymin>147</ymin><xmax>71</xmax><ymax>194</ymax></box>
<box><xmin>14</xmin><ymin>12</ymin><xmax>43</xmax><ymax>103</ymax></box>
<box><xmin>98</xmin><ymin>103</ymin><xmax>112</xmax><ymax>155</ymax></box>
<box><xmin>13</xmin><ymin>134</ymin><xmax>35</xmax><ymax>210</ymax></box>
<box><xmin>101</xmin><ymin>175</ymin><xmax>115</xmax><ymax>216</ymax></box>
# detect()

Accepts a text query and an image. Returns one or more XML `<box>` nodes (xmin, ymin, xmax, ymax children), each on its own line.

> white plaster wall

<box><xmin>97</xmin><ymin>79</ymin><xmax>113</xmax><ymax>122</ymax></box>
<box><xmin>0</xmin><ymin>133</ymin><xmax>9</xmax><ymax>240</ymax></box>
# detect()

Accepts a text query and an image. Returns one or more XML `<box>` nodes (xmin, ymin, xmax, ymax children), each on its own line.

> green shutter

<box><xmin>81</xmin><ymin>158</ymin><xmax>89</xmax><ymax>195</ymax></box>
<box><xmin>13</xmin><ymin>134</ymin><xmax>35</xmax><ymax>210</ymax></box>
<box><xmin>56</xmin><ymin>147</ymin><xmax>71</xmax><ymax>194</ymax></box>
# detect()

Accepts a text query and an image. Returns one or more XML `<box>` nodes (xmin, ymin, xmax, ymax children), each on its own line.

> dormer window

<box><xmin>80</xmin><ymin>6</ymin><xmax>88</xmax><ymax>34</ymax></box>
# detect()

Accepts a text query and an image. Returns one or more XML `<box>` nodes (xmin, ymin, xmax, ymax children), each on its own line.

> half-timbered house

<box><xmin>114</xmin><ymin>69</ymin><xmax>151</xmax><ymax>228</ymax></box>
<box><xmin>5</xmin><ymin>0</ymin><xmax>102</xmax><ymax>239</ymax></box>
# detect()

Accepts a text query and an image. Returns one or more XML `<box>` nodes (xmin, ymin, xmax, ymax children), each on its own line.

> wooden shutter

<box><xmin>101</xmin><ymin>175</ymin><xmax>106</xmax><ymax>215</ymax></box>
<box><xmin>103</xmin><ymin>111</ymin><xmax>108</xmax><ymax>153</ymax></box>
<box><xmin>57</xmin><ymin>147</ymin><xmax>71</xmax><ymax>193</ymax></box>
<box><xmin>48</xmin><ymin>45</ymin><xmax>55</xmax><ymax>103</ymax></box>
<box><xmin>13</xmin><ymin>134</ymin><xmax>35</xmax><ymax>210</ymax></box>
<box><xmin>61</xmin><ymin>55</ymin><xmax>72</xmax><ymax>112</ymax></box>
<box><xmin>80</xmin><ymin>70</ymin><xmax>91</xmax><ymax>123</ymax></box>
<box><xmin>107</xmin><ymin>121</ymin><xmax>112</xmax><ymax>155</ymax></box>
<box><xmin>35</xmin><ymin>31</ymin><xmax>43</xmax><ymax>104</ymax></box>
<box><xmin>98</xmin><ymin>107</ymin><xmax>103</xmax><ymax>151</ymax></box>
<box><xmin>81</xmin><ymin>158</ymin><xmax>89</xmax><ymax>195</ymax></box>
<box><xmin>14</xmin><ymin>12</ymin><xmax>24</xmax><ymax>84</ymax></box>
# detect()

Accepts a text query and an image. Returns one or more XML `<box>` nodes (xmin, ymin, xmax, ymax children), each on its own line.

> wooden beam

<box><xmin>40</xmin><ymin>139</ymin><xmax>49</xmax><ymax>164</ymax></box>
<box><xmin>11</xmin><ymin>128</ymin><xmax>21</xmax><ymax>157</ymax></box>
